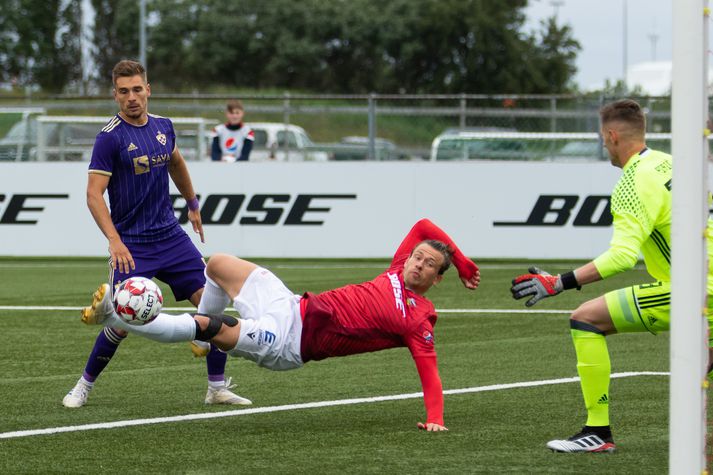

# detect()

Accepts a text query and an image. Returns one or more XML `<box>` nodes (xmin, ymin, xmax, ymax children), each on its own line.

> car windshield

<box><xmin>299</xmin><ymin>132</ymin><xmax>314</xmax><ymax>147</ymax></box>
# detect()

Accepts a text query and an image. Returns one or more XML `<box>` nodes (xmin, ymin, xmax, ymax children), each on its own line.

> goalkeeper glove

<box><xmin>510</xmin><ymin>267</ymin><xmax>563</xmax><ymax>307</ymax></box>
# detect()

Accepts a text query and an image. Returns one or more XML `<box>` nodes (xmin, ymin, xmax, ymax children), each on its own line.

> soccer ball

<box><xmin>113</xmin><ymin>277</ymin><xmax>163</xmax><ymax>325</ymax></box>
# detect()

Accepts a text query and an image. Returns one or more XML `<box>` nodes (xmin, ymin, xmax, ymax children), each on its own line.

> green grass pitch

<box><xmin>0</xmin><ymin>257</ymin><xmax>703</xmax><ymax>473</ymax></box>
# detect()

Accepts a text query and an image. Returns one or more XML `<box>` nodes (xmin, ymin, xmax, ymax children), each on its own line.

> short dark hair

<box><xmin>112</xmin><ymin>60</ymin><xmax>147</xmax><ymax>86</ymax></box>
<box><xmin>417</xmin><ymin>239</ymin><xmax>453</xmax><ymax>275</ymax></box>
<box><xmin>226</xmin><ymin>100</ymin><xmax>244</xmax><ymax>112</ymax></box>
<box><xmin>600</xmin><ymin>99</ymin><xmax>645</xmax><ymax>137</ymax></box>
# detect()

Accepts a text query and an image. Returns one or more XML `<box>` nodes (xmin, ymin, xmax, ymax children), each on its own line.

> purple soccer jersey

<box><xmin>88</xmin><ymin>114</ymin><xmax>183</xmax><ymax>244</ymax></box>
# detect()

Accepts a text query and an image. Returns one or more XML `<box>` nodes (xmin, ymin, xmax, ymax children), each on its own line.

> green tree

<box><xmin>528</xmin><ymin>17</ymin><xmax>581</xmax><ymax>93</ymax></box>
<box><xmin>0</xmin><ymin>0</ymin><xmax>82</xmax><ymax>92</ymax></box>
<box><xmin>0</xmin><ymin>0</ymin><xmax>583</xmax><ymax>94</ymax></box>
<box><xmin>145</xmin><ymin>0</ymin><xmax>196</xmax><ymax>89</ymax></box>
<box><xmin>255</xmin><ymin>0</ymin><xmax>334</xmax><ymax>90</ymax></box>
<box><xmin>180</xmin><ymin>0</ymin><xmax>263</xmax><ymax>89</ymax></box>
<box><xmin>378</xmin><ymin>0</ymin><xmax>580</xmax><ymax>94</ymax></box>
<box><xmin>0</xmin><ymin>0</ymin><xmax>22</xmax><ymax>84</ymax></box>
<box><xmin>91</xmin><ymin>0</ymin><xmax>141</xmax><ymax>86</ymax></box>
<box><xmin>319</xmin><ymin>0</ymin><xmax>391</xmax><ymax>92</ymax></box>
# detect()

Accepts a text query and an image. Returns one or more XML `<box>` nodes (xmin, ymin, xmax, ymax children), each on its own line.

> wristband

<box><xmin>187</xmin><ymin>197</ymin><xmax>200</xmax><ymax>211</ymax></box>
<box><xmin>560</xmin><ymin>271</ymin><xmax>581</xmax><ymax>290</ymax></box>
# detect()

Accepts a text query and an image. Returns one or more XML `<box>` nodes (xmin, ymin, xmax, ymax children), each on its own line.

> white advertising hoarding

<box><xmin>0</xmin><ymin>161</ymin><xmax>623</xmax><ymax>258</ymax></box>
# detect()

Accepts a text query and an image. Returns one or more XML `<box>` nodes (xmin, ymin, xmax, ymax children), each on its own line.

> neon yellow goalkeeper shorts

<box><xmin>605</xmin><ymin>281</ymin><xmax>713</xmax><ymax>341</ymax></box>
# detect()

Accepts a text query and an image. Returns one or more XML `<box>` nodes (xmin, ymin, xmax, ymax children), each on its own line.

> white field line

<box><xmin>0</xmin><ymin>371</ymin><xmax>667</xmax><ymax>440</ymax></box>
<box><xmin>0</xmin><ymin>262</ymin><xmax>646</xmax><ymax>271</ymax></box>
<box><xmin>0</xmin><ymin>306</ymin><xmax>572</xmax><ymax>314</ymax></box>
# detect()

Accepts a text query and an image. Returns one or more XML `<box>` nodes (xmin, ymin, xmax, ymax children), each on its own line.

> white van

<box><xmin>246</xmin><ymin>122</ymin><xmax>328</xmax><ymax>161</ymax></box>
<box><xmin>430</xmin><ymin>129</ymin><xmax>527</xmax><ymax>161</ymax></box>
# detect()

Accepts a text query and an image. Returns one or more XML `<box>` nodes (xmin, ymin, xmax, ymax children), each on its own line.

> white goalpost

<box><xmin>670</xmin><ymin>1</ymin><xmax>709</xmax><ymax>472</ymax></box>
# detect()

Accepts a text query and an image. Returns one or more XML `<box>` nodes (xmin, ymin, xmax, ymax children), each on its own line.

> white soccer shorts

<box><xmin>228</xmin><ymin>267</ymin><xmax>304</xmax><ymax>371</ymax></box>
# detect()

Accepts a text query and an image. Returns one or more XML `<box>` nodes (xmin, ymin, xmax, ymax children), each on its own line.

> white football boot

<box><xmin>62</xmin><ymin>378</ymin><xmax>93</xmax><ymax>408</ymax></box>
<box><xmin>205</xmin><ymin>377</ymin><xmax>252</xmax><ymax>405</ymax></box>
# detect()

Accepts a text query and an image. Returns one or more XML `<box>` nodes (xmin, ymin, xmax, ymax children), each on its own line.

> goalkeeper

<box><xmin>511</xmin><ymin>99</ymin><xmax>713</xmax><ymax>453</ymax></box>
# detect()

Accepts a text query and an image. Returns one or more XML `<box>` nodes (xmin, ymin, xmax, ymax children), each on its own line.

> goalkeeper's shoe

<box><xmin>190</xmin><ymin>340</ymin><xmax>210</xmax><ymax>357</ymax></box>
<box><xmin>81</xmin><ymin>283</ymin><xmax>113</xmax><ymax>325</ymax></box>
<box><xmin>62</xmin><ymin>378</ymin><xmax>93</xmax><ymax>408</ymax></box>
<box><xmin>546</xmin><ymin>426</ymin><xmax>616</xmax><ymax>453</ymax></box>
<box><xmin>205</xmin><ymin>377</ymin><xmax>252</xmax><ymax>405</ymax></box>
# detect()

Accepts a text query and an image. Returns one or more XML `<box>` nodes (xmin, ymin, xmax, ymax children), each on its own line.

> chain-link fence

<box><xmin>0</xmin><ymin>94</ymin><xmax>682</xmax><ymax>161</ymax></box>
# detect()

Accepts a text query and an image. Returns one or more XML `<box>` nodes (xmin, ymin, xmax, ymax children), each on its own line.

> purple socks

<box><xmin>83</xmin><ymin>327</ymin><xmax>126</xmax><ymax>382</ymax></box>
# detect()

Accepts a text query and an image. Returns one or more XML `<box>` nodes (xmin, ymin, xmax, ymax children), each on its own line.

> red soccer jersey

<box><xmin>300</xmin><ymin>260</ymin><xmax>438</xmax><ymax>361</ymax></box>
<box><xmin>299</xmin><ymin>219</ymin><xmax>479</xmax><ymax>425</ymax></box>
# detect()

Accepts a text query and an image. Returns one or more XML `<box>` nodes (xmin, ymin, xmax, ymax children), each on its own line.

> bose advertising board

<box><xmin>1</xmin><ymin>161</ymin><xmax>627</xmax><ymax>258</ymax></box>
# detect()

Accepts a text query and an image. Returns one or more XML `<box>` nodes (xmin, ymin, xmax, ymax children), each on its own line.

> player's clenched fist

<box><xmin>510</xmin><ymin>267</ymin><xmax>563</xmax><ymax>307</ymax></box>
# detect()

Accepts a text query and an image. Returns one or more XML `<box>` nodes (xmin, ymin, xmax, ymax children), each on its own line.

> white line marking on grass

<box><xmin>0</xmin><ymin>371</ymin><xmax>667</xmax><ymax>440</ymax></box>
<box><xmin>0</xmin><ymin>306</ymin><xmax>573</xmax><ymax>314</ymax></box>
<box><xmin>0</xmin><ymin>263</ymin><xmax>106</xmax><ymax>269</ymax></box>
<box><xmin>0</xmin><ymin>306</ymin><xmax>82</xmax><ymax>311</ymax></box>
<box><xmin>0</xmin><ymin>262</ymin><xmax>648</xmax><ymax>271</ymax></box>
<box><xmin>437</xmin><ymin>308</ymin><xmax>572</xmax><ymax>314</ymax></box>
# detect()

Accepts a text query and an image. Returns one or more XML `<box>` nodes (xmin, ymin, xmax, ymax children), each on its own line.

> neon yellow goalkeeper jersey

<box><xmin>593</xmin><ymin>147</ymin><xmax>713</xmax><ymax>286</ymax></box>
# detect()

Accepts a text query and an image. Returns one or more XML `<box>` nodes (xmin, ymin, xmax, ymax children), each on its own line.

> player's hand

<box><xmin>188</xmin><ymin>208</ymin><xmax>205</xmax><ymax>243</ymax></box>
<box><xmin>510</xmin><ymin>267</ymin><xmax>562</xmax><ymax>307</ymax></box>
<box><xmin>417</xmin><ymin>422</ymin><xmax>449</xmax><ymax>432</ymax></box>
<box><xmin>461</xmin><ymin>268</ymin><xmax>480</xmax><ymax>290</ymax></box>
<box><xmin>108</xmin><ymin>237</ymin><xmax>135</xmax><ymax>274</ymax></box>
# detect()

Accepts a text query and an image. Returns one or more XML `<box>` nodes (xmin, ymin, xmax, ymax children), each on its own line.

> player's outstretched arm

<box><xmin>412</xmin><ymin>355</ymin><xmax>447</xmax><ymax>431</ymax></box>
<box><xmin>394</xmin><ymin>219</ymin><xmax>480</xmax><ymax>288</ymax></box>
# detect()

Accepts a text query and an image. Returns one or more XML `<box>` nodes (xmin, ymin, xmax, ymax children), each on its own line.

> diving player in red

<box><xmin>81</xmin><ymin>219</ymin><xmax>480</xmax><ymax>430</ymax></box>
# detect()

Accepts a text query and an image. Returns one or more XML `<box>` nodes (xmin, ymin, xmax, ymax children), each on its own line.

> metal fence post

<box><xmin>597</xmin><ymin>93</ymin><xmax>605</xmax><ymax>160</ymax></box>
<box><xmin>283</xmin><ymin>91</ymin><xmax>290</xmax><ymax>161</ymax></box>
<box><xmin>58</xmin><ymin>123</ymin><xmax>66</xmax><ymax>161</ymax></box>
<box><xmin>368</xmin><ymin>93</ymin><xmax>376</xmax><ymax>160</ymax></box>
<box><xmin>197</xmin><ymin>119</ymin><xmax>206</xmax><ymax>161</ymax></box>
<box><xmin>17</xmin><ymin>111</ymin><xmax>29</xmax><ymax>161</ymax></box>
<box><xmin>37</xmin><ymin>118</ymin><xmax>46</xmax><ymax>161</ymax></box>
<box><xmin>459</xmin><ymin>93</ymin><xmax>467</xmax><ymax>129</ymax></box>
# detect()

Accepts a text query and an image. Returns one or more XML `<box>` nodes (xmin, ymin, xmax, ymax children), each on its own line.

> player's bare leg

<box><xmin>570</xmin><ymin>297</ymin><xmax>616</xmax><ymax>335</ymax></box>
<box><xmin>190</xmin><ymin>254</ymin><xmax>253</xmax><ymax>359</ymax></box>
<box><xmin>205</xmin><ymin>253</ymin><xmax>258</xmax><ymax>299</ymax></box>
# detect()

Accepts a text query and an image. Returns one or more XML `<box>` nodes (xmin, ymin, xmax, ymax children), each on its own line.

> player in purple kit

<box><xmin>63</xmin><ymin>60</ymin><xmax>250</xmax><ymax>408</ymax></box>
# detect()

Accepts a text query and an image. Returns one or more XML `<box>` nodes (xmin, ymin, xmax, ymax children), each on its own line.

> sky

<box><xmin>524</xmin><ymin>0</ymin><xmax>675</xmax><ymax>91</ymax></box>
